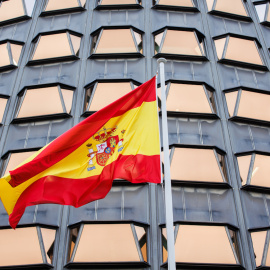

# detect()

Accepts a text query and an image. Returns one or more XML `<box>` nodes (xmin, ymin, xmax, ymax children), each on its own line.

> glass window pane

<box><xmin>174</xmin><ymin>225</ymin><xmax>237</xmax><ymax>264</ymax></box>
<box><xmin>40</xmin><ymin>228</ymin><xmax>56</xmax><ymax>264</ymax></box>
<box><xmin>24</xmin><ymin>0</ymin><xmax>35</xmax><ymax>15</ymax></box>
<box><xmin>61</xmin><ymin>89</ymin><xmax>73</xmax><ymax>113</ymax></box>
<box><xmin>95</xmin><ymin>29</ymin><xmax>138</xmax><ymax>54</ymax></box>
<box><xmin>134</xmin><ymin>226</ymin><xmax>147</xmax><ymax>262</ymax></box>
<box><xmin>206</xmin><ymin>0</ymin><xmax>214</xmax><ymax>10</ymax></box>
<box><xmin>160</xmin><ymin>30</ymin><xmax>203</xmax><ymax>56</ymax></box>
<box><xmin>99</xmin><ymin>0</ymin><xmax>137</xmax><ymax>4</ymax></box>
<box><xmin>17</xmin><ymin>87</ymin><xmax>64</xmax><ymax>118</ymax></box>
<box><xmin>0</xmin><ymin>43</ymin><xmax>11</xmax><ymax>67</ymax></box>
<box><xmin>32</xmin><ymin>33</ymin><xmax>73</xmax><ymax>60</ymax></box>
<box><xmin>237</xmin><ymin>91</ymin><xmax>270</xmax><ymax>122</ymax></box>
<box><xmin>170</xmin><ymin>148</ymin><xmax>225</xmax><ymax>183</ymax></box>
<box><xmin>255</xmin><ymin>4</ymin><xmax>267</xmax><ymax>22</ymax></box>
<box><xmin>10</xmin><ymin>44</ymin><xmax>23</xmax><ymax>65</ymax></box>
<box><xmin>225</xmin><ymin>91</ymin><xmax>238</xmax><ymax>117</ymax></box>
<box><xmin>157</xmin><ymin>0</ymin><xmax>194</xmax><ymax>7</ymax></box>
<box><xmin>0</xmin><ymin>98</ymin><xmax>7</xmax><ymax>123</ymax></box>
<box><xmin>73</xmin><ymin>224</ymin><xmax>141</xmax><ymax>262</ymax></box>
<box><xmin>70</xmin><ymin>34</ymin><xmax>81</xmax><ymax>56</ymax></box>
<box><xmin>0</xmin><ymin>227</ymin><xmax>43</xmax><ymax>266</ymax></box>
<box><xmin>87</xmin><ymin>82</ymin><xmax>132</xmax><ymax>111</ymax></box>
<box><xmin>225</xmin><ymin>37</ymin><xmax>263</xmax><ymax>66</ymax></box>
<box><xmin>250</xmin><ymin>154</ymin><xmax>270</xmax><ymax>187</ymax></box>
<box><xmin>215</xmin><ymin>0</ymin><xmax>247</xmax><ymax>16</ymax></box>
<box><xmin>215</xmin><ymin>37</ymin><xmax>226</xmax><ymax>59</ymax></box>
<box><xmin>4</xmin><ymin>151</ymin><xmax>36</xmax><ymax>176</ymax></box>
<box><xmin>0</xmin><ymin>0</ymin><xmax>25</xmax><ymax>23</ymax></box>
<box><xmin>166</xmin><ymin>84</ymin><xmax>213</xmax><ymax>114</ymax></box>
<box><xmin>154</xmin><ymin>32</ymin><xmax>164</xmax><ymax>53</ymax></box>
<box><xmin>237</xmin><ymin>155</ymin><xmax>252</xmax><ymax>185</ymax></box>
<box><xmin>45</xmin><ymin>0</ymin><xmax>80</xmax><ymax>11</ymax></box>
<box><xmin>251</xmin><ymin>231</ymin><xmax>267</xmax><ymax>267</ymax></box>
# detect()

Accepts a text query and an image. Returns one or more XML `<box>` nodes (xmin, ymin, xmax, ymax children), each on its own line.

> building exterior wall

<box><xmin>0</xmin><ymin>0</ymin><xmax>270</xmax><ymax>269</ymax></box>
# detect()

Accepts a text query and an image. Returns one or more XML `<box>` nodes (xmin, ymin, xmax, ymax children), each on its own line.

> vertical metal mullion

<box><xmin>21</xmin><ymin>0</ymin><xmax>28</xmax><ymax>16</ymax></box>
<box><xmin>212</xmin><ymin>0</ymin><xmax>217</xmax><ymax>10</ymax></box>
<box><xmin>222</xmin><ymin>36</ymin><xmax>230</xmax><ymax>59</ymax></box>
<box><xmin>87</xmin><ymin>83</ymin><xmax>98</xmax><ymax>111</ymax></box>
<box><xmin>254</xmin><ymin>40</ymin><xmax>265</xmax><ymax>66</ymax></box>
<box><xmin>265</xmin><ymin>3</ymin><xmax>270</xmax><ymax>22</ymax></box>
<box><xmin>174</xmin><ymin>224</ymin><xmax>178</xmax><ymax>243</ymax></box>
<box><xmin>77</xmin><ymin>0</ymin><xmax>81</xmax><ymax>7</ymax></box>
<box><xmin>169</xmin><ymin>146</ymin><xmax>175</xmax><ymax>166</ymax></box>
<box><xmin>131</xmin><ymin>224</ymin><xmax>144</xmax><ymax>261</ymax></box>
<box><xmin>159</xmin><ymin>30</ymin><xmax>167</xmax><ymax>54</ymax></box>
<box><xmin>262</xmin><ymin>230</ymin><xmax>270</xmax><ymax>266</ymax></box>
<box><xmin>58</xmin><ymin>85</ymin><xmax>67</xmax><ymax>113</ymax></box>
<box><xmin>225</xmin><ymin>227</ymin><xmax>240</xmax><ymax>264</ymax></box>
<box><xmin>31</xmin><ymin>35</ymin><xmax>41</xmax><ymax>61</ymax></box>
<box><xmin>130</xmin><ymin>29</ymin><xmax>140</xmax><ymax>53</ymax></box>
<box><xmin>93</xmin><ymin>29</ymin><xmax>103</xmax><ymax>54</ymax></box>
<box><xmin>194</xmin><ymin>32</ymin><xmax>205</xmax><ymax>56</ymax></box>
<box><xmin>67</xmin><ymin>32</ymin><xmax>75</xmax><ymax>56</ymax></box>
<box><xmin>246</xmin><ymin>153</ymin><xmax>256</xmax><ymax>185</ymax></box>
<box><xmin>165</xmin><ymin>82</ymin><xmax>170</xmax><ymax>99</ymax></box>
<box><xmin>233</xmin><ymin>90</ymin><xmax>242</xmax><ymax>117</ymax></box>
<box><xmin>6</xmin><ymin>42</ymin><xmax>13</xmax><ymax>66</ymax></box>
<box><xmin>37</xmin><ymin>227</ymin><xmax>48</xmax><ymax>264</ymax></box>
<box><xmin>15</xmin><ymin>89</ymin><xmax>27</xmax><ymax>118</ymax></box>
<box><xmin>203</xmin><ymin>85</ymin><xmax>215</xmax><ymax>113</ymax></box>
<box><xmin>70</xmin><ymin>225</ymin><xmax>84</xmax><ymax>262</ymax></box>
<box><xmin>213</xmin><ymin>149</ymin><xmax>226</xmax><ymax>183</ymax></box>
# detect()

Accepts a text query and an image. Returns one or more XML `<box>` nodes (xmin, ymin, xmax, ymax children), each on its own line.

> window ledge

<box><xmin>0</xmin><ymin>15</ymin><xmax>31</xmax><ymax>27</ymax></box>
<box><xmin>208</xmin><ymin>10</ymin><xmax>252</xmax><ymax>22</ymax></box>
<box><xmin>218</xmin><ymin>59</ymin><xmax>268</xmax><ymax>72</ymax></box>
<box><xmin>152</xmin><ymin>5</ymin><xmax>199</xmax><ymax>12</ymax></box>
<box><xmin>95</xmin><ymin>4</ymin><xmax>143</xmax><ymax>10</ymax></box>
<box><xmin>0</xmin><ymin>263</ymin><xmax>53</xmax><ymax>270</ymax></box>
<box><xmin>154</xmin><ymin>53</ymin><xmax>208</xmax><ymax>62</ymax></box>
<box><xmin>229</xmin><ymin>116</ymin><xmax>270</xmax><ymax>127</ymax></box>
<box><xmin>0</xmin><ymin>65</ymin><xmax>18</xmax><ymax>73</ymax></box>
<box><xmin>159</xmin><ymin>111</ymin><xmax>219</xmax><ymax>120</ymax></box>
<box><xmin>161</xmin><ymin>262</ymin><xmax>244</xmax><ymax>269</ymax></box>
<box><xmin>27</xmin><ymin>55</ymin><xmax>79</xmax><ymax>66</ymax></box>
<box><xmin>12</xmin><ymin>113</ymin><xmax>72</xmax><ymax>124</ymax></box>
<box><xmin>242</xmin><ymin>184</ymin><xmax>270</xmax><ymax>194</ymax></box>
<box><xmin>171</xmin><ymin>180</ymin><xmax>231</xmax><ymax>189</ymax></box>
<box><xmin>89</xmin><ymin>52</ymin><xmax>144</xmax><ymax>59</ymax></box>
<box><xmin>40</xmin><ymin>7</ymin><xmax>86</xmax><ymax>17</ymax></box>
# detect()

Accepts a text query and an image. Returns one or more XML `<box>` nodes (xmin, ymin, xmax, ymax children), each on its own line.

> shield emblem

<box><xmin>96</xmin><ymin>152</ymin><xmax>110</xmax><ymax>166</ymax></box>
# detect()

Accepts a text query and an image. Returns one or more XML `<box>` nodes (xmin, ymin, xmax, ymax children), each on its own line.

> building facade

<box><xmin>0</xmin><ymin>0</ymin><xmax>270</xmax><ymax>269</ymax></box>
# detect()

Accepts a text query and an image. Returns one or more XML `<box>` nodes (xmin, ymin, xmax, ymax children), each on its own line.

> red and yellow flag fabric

<box><xmin>0</xmin><ymin>77</ymin><xmax>161</xmax><ymax>229</ymax></box>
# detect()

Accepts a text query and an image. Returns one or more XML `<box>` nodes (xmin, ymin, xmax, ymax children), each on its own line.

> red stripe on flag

<box><xmin>9</xmin><ymin>77</ymin><xmax>156</xmax><ymax>187</ymax></box>
<box><xmin>9</xmin><ymin>154</ymin><xmax>160</xmax><ymax>228</ymax></box>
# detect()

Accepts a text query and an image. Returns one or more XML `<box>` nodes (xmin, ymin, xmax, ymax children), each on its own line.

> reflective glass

<box><xmin>251</xmin><ymin>231</ymin><xmax>267</xmax><ymax>267</ymax></box>
<box><xmin>45</xmin><ymin>0</ymin><xmax>81</xmax><ymax>11</ymax></box>
<box><xmin>70</xmin><ymin>34</ymin><xmax>81</xmax><ymax>56</ymax></box>
<box><xmin>170</xmin><ymin>148</ymin><xmax>225</xmax><ymax>183</ymax></box>
<box><xmin>40</xmin><ymin>228</ymin><xmax>56</xmax><ymax>264</ymax></box>
<box><xmin>0</xmin><ymin>227</ymin><xmax>43</xmax><ymax>266</ymax></box>
<box><xmin>157</xmin><ymin>0</ymin><xmax>194</xmax><ymax>7</ymax></box>
<box><xmin>32</xmin><ymin>33</ymin><xmax>77</xmax><ymax>60</ymax></box>
<box><xmin>214</xmin><ymin>37</ymin><xmax>226</xmax><ymax>59</ymax></box>
<box><xmin>173</xmin><ymin>225</ymin><xmax>237</xmax><ymax>264</ymax></box>
<box><xmin>225</xmin><ymin>91</ymin><xmax>238</xmax><ymax>117</ymax></box>
<box><xmin>160</xmin><ymin>30</ymin><xmax>203</xmax><ymax>56</ymax></box>
<box><xmin>237</xmin><ymin>155</ymin><xmax>252</xmax><ymax>185</ymax></box>
<box><xmin>166</xmin><ymin>83</ymin><xmax>213</xmax><ymax>113</ymax></box>
<box><xmin>0</xmin><ymin>0</ymin><xmax>25</xmax><ymax>23</ymax></box>
<box><xmin>73</xmin><ymin>224</ymin><xmax>142</xmax><ymax>262</ymax></box>
<box><xmin>214</xmin><ymin>0</ymin><xmax>247</xmax><ymax>16</ymax></box>
<box><xmin>0</xmin><ymin>43</ymin><xmax>11</xmax><ymax>67</ymax></box>
<box><xmin>17</xmin><ymin>87</ymin><xmax>65</xmax><ymax>118</ymax></box>
<box><xmin>0</xmin><ymin>98</ymin><xmax>7</xmax><ymax>123</ymax></box>
<box><xmin>215</xmin><ymin>37</ymin><xmax>263</xmax><ymax>66</ymax></box>
<box><xmin>250</xmin><ymin>155</ymin><xmax>270</xmax><ymax>187</ymax></box>
<box><xmin>99</xmin><ymin>0</ymin><xmax>137</xmax><ymax>4</ymax></box>
<box><xmin>61</xmin><ymin>89</ymin><xmax>73</xmax><ymax>113</ymax></box>
<box><xmin>4</xmin><ymin>151</ymin><xmax>36</xmax><ymax>176</ymax></box>
<box><xmin>94</xmin><ymin>29</ymin><xmax>138</xmax><ymax>54</ymax></box>
<box><xmin>255</xmin><ymin>4</ymin><xmax>267</xmax><ymax>22</ymax></box>
<box><xmin>10</xmin><ymin>44</ymin><xmax>23</xmax><ymax>65</ymax></box>
<box><xmin>85</xmin><ymin>82</ymin><xmax>132</xmax><ymax>111</ymax></box>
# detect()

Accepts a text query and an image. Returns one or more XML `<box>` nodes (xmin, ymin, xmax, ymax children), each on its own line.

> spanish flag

<box><xmin>0</xmin><ymin>77</ymin><xmax>160</xmax><ymax>229</ymax></box>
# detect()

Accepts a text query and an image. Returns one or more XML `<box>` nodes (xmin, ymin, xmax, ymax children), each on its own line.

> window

<box><xmin>170</xmin><ymin>147</ymin><xmax>227</xmax><ymax>184</ymax></box>
<box><xmin>251</xmin><ymin>229</ymin><xmax>270</xmax><ymax>268</ymax></box>
<box><xmin>159</xmin><ymin>82</ymin><xmax>216</xmax><ymax>115</ymax></box>
<box><xmin>214</xmin><ymin>36</ymin><xmax>265</xmax><ymax>69</ymax></box>
<box><xmin>206</xmin><ymin>0</ymin><xmax>248</xmax><ymax>19</ymax></box>
<box><xmin>1</xmin><ymin>151</ymin><xmax>37</xmax><ymax>177</ymax></box>
<box><xmin>67</xmin><ymin>224</ymin><xmax>147</xmax><ymax>265</ymax></box>
<box><xmin>84</xmin><ymin>81</ymin><xmax>138</xmax><ymax>113</ymax></box>
<box><xmin>91</xmin><ymin>28</ymin><xmax>143</xmax><ymax>57</ymax></box>
<box><xmin>153</xmin><ymin>0</ymin><xmax>195</xmax><ymax>8</ymax></box>
<box><xmin>0</xmin><ymin>226</ymin><xmax>56</xmax><ymax>267</ymax></box>
<box><xmin>15</xmin><ymin>86</ymin><xmax>74</xmax><ymax>120</ymax></box>
<box><xmin>29</xmin><ymin>32</ymin><xmax>81</xmax><ymax>64</ymax></box>
<box><xmin>42</xmin><ymin>0</ymin><xmax>86</xmax><ymax>14</ymax></box>
<box><xmin>237</xmin><ymin>153</ymin><xmax>270</xmax><ymax>188</ymax></box>
<box><xmin>0</xmin><ymin>97</ymin><xmax>8</xmax><ymax>123</ymax></box>
<box><xmin>0</xmin><ymin>0</ymin><xmax>35</xmax><ymax>26</ymax></box>
<box><xmin>0</xmin><ymin>41</ymin><xmax>23</xmax><ymax>71</ymax></box>
<box><xmin>154</xmin><ymin>29</ymin><xmax>206</xmax><ymax>60</ymax></box>
<box><xmin>162</xmin><ymin>224</ymin><xmax>240</xmax><ymax>265</ymax></box>
<box><xmin>225</xmin><ymin>89</ymin><xmax>270</xmax><ymax>124</ymax></box>
<box><xmin>255</xmin><ymin>3</ymin><xmax>270</xmax><ymax>23</ymax></box>
<box><xmin>96</xmin><ymin>0</ymin><xmax>142</xmax><ymax>8</ymax></box>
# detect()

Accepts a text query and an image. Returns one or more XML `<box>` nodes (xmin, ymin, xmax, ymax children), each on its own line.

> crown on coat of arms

<box><xmin>92</xmin><ymin>126</ymin><xmax>117</xmax><ymax>143</ymax></box>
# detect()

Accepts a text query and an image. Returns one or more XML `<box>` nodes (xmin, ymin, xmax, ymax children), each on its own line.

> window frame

<box><xmin>0</xmin><ymin>95</ymin><xmax>9</xmax><ymax>125</ymax></box>
<box><xmin>82</xmin><ymin>79</ymin><xmax>141</xmax><ymax>116</ymax></box>
<box><xmin>95</xmin><ymin>0</ymin><xmax>143</xmax><ymax>10</ymax></box>
<box><xmin>214</xmin><ymin>34</ymin><xmax>267</xmax><ymax>71</ymax></box>
<box><xmin>28</xmin><ymin>30</ymin><xmax>82</xmax><ymax>66</ymax></box>
<box><xmin>159</xmin><ymin>80</ymin><xmax>218</xmax><ymax>119</ymax></box>
<box><xmin>168</xmin><ymin>145</ymin><xmax>230</xmax><ymax>188</ymax></box>
<box><xmin>0</xmin><ymin>224</ymin><xmax>57</xmax><ymax>268</ymax></box>
<box><xmin>160</xmin><ymin>222</ymin><xmax>243</xmax><ymax>269</ymax></box>
<box><xmin>224</xmin><ymin>87</ymin><xmax>270</xmax><ymax>126</ymax></box>
<box><xmin>207</xmin><ymin>0</ymin><xmax>251</xmax><ymax>21</ymax></box>
<box><xmin>89</xmin><ymin>26</ymin><xmax>144</xmax><ymax>59</ymax></box>
<box><xmin>40</xmin><ymin>0</ymin><xmax>86</xmax><ymax>17</ymax></box>
<box><xmin>152</xmin><ymin>0</ymin><xmax>198</xmax><ymax>12</ymax></box>
<box><xmin>65</xmin><ymin>221</ymin><xmax>150</xmax><ymax>268</ymax></box>
<box><xmin>153</xmin><ymin>27</ymin><xmax>207</xmax><ymax>61</ymax></box>
<box><xmin>12</xmin><ymin>84</ymin><xmax>75</xmax><ymax>123</ymax></box>
<box><xmin>254</xmin><ymin>1</ymin><xmax>270</xmax><ymax>26</ymax></box>
<box><xmin>0</xmin><ymin>39</ymin><xmax>24</xmax><ymax>72</ymax></box>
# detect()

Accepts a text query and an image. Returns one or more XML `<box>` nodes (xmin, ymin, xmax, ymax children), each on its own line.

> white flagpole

<box><xmin>157</xmin><ymin>58</ymin><xmax>176</xmax><ymax>270</ymax></box>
